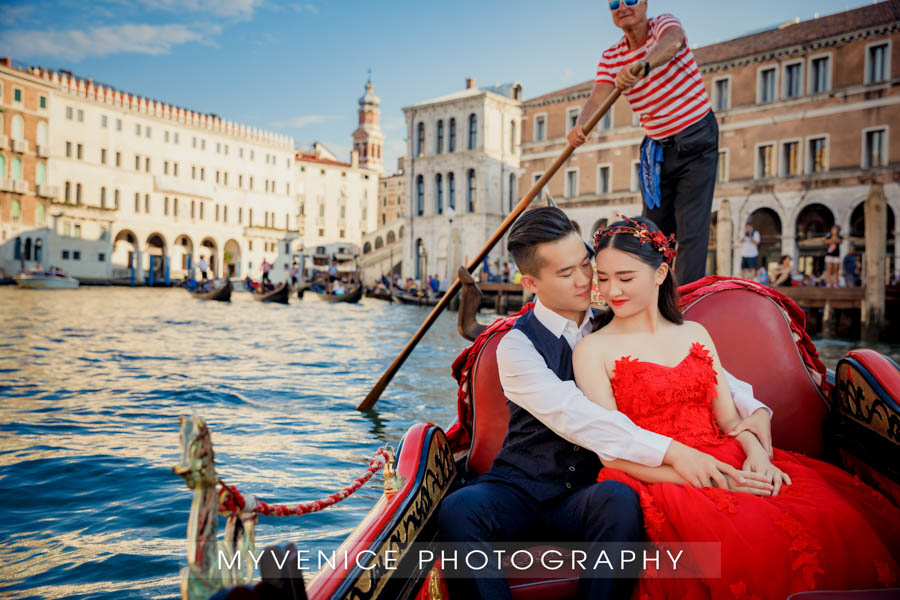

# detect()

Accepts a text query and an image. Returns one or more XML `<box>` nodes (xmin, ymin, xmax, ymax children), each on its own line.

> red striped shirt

<box><xmin>596</xmin><ymin>14</ymin><xmax>712</xmax><ymax>139</ymax></box>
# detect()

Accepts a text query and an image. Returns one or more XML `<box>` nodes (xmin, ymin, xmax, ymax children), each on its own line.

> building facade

<box><xmin>0</xmin><ymin>61</ymin><xmax>56</xmax><ymax>277</ymax></box>
<box><xmin>402</xmin><ymin>78</ymin><xmax>524</xmax><ymax>283</ymax></box>
<box><xmin>1</xmin><ymin>60</ymin><xmax>297</xmax><ymax>284</ymax></box>
<box><xmin>358</xmin><ymin>158</ymin><xmax>406</xmax><ymax>285</ymax></box>
<box><xmin>520</xmin><ymin>2</ymin><xmax>900</xmax><ymax>279</ymax></box>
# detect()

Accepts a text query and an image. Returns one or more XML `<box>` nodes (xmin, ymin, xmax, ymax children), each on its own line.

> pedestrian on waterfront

<box><xmin>741</xmin><ymin>223</ymin><xmax>761</xmax><ymax>280</ymax></box>
<box><xmin>823</xmin><ymin>225</ymin><xmax>843</xmax><ymax>287</ymax></box>
<box><xmin>502</xmin><ymin>261</ymin><xmax>511</xmax><ymax>283</ymax></box>
<box><xmin>197</xmin><ymin>256</ymin><xmax>209</xmax><ymax>281</ymax></box>
<box><xmin>842</xmin><ymin>244</ymin><xmax>859</xmax><ymax>287</ymax></box>
<box><xmin>756</xmin><ymin>265</ymin><xmax>770</xmax><ymax>286</ymax></box>
<box><xmin>772</xmin><ymin>255</ymin><xmax>794</xmax><ymax>287</ymax></box>
<box><xmin>261</xmin><ymin>258</ymin><xmax>272</xmax><ymax>284</ymax></box>
<box><xmin>568</xmin><ymin>0</ymin><xmax>718</xmax><ymax>285</ymax></box>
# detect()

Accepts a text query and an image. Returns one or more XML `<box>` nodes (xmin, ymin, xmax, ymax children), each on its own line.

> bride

<box><xmin>573</xmin><ymin>216</ymin><xmax>899</xmax><ymax>599</ymax></box>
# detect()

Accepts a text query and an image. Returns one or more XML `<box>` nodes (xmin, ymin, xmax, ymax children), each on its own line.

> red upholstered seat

<box><xmin>682</xmin><ymin>288</ymin><xmax>829</xmax><ymax>458</ymax></box>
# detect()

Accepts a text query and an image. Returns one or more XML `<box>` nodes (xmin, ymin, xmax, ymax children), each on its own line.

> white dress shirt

<box><xmin>496</xmin><ymin>296</ymin><xmax>773</xmax><ymax>467</ymax></box>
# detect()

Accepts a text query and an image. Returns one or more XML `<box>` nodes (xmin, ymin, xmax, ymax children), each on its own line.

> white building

<box><xmin>401</xmin><ymin>78</ymin><xmax>523</xmax><ymax>283</ymax></box>
<box><xmin>15</xmin><ymin>65</ymin><xmax>296</xmax><ymax>283</ymax></box>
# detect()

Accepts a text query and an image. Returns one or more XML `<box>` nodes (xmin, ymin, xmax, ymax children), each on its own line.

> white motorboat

<box><xmin>14</xmin><ymin>271</ymin><xmax>80</xmax><ymax>289</ymax></box>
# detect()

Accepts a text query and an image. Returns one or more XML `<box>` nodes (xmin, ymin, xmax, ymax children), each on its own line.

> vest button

<box><xmin>573</xmin><ymin>445</ymin><xmax>580</xmax><ymax>451</ymax></box>
<box><xmin>569</xmin><ymin>466</ymin><xmax>576</xmax><ymax>472</ymax></box>
<box><xmin>565</xmin><ymin>482</ymin><xmax>572</xmax><ymax>489</ymax></box>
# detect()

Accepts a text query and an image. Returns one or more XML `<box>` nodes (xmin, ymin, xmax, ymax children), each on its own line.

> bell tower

<box><xmin>352</xmin><ymin>72</ymin><xmax>384</xmax><ymax>172</ymax></box>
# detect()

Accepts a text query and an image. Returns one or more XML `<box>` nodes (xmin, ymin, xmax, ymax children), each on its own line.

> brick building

<box><xmin>519</xmin><ymin>1</ymin><xmax>900</xmax><ymax>278</ymax></box>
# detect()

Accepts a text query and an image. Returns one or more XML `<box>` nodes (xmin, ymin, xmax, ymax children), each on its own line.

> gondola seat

<box><xmin>462</xmin><ymin>288</ymin><xmax>843</xmax><ymax>599</ymax></box>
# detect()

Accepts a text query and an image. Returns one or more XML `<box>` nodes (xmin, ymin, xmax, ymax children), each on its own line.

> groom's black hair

<box><xmin>507</xmin><ymin>207</ymin><xmax>579</xmax><ymax>276</ymax></box>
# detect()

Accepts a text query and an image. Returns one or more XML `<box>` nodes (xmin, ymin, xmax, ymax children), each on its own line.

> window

<box><xmin>448</xmin><ymin>118</ymin><xmax>456</xmax><ymax>152</ymax></box>
<box><xmin>62</xmin><ymin>249</ymin><xmax>70</xmax><ymax>259</ymax></box>
<box><xmin>75</xmin><ymin>183</ymin><xmax>82</xmax><ymax>204</ymax></box>
<box><xmin>165</xmin><ymin>161</ymin><xmax>170</xmax><ymax>175</ymax></box>
<box><xmin>567</xmin><ymin>107</ymin><xmax>580</xmax><ymax>130</ymax></box>
<box><xmin>100</xmin><ymin>187</ymin><xmax>107</xmax><ymax>208</ymax></box>
<box><xmin>101</xmin><ymin>148</ymin><xmax>107</xmax><ymax>164</ymax></box>
<box><xmin>416</xmin><ymin>122</ymin><xmax>425</xmax><ymax>156</ymax></box>
<box><xmin>145</xmin><ymin>194</ymin><xmax>150</xmax><ymax>213</ymax></box>
<box><xmin>116</xmin><ymin>119</ymin><xmax>122</xmax><ymax>131</ymax></box>
<box><xmin>165</xmin><ymin>131</ymin><xmax>170</xmax><ymax>142</ymax></box>
<box><xmin>145</xmin><ymin>127</ymin><xmax>151</xmax><ymax>138</ymax></box>
<box><xmin>510</xmin><ymin>120</ymin><xmax>517</xmax><ymax>153</ymax></box>
<box><xmin>36</xmin><ymin>162</ymin><xmax>46</xmax><ymax>185</ymax></box>
<box><xmin>448</xmin><ymin>172</ymin><xmax>455</xmax><ymax>209</ymax></box>
<box><xmin>756</xmin><ymin>144</ymin><xmax>775</xmax><ymax>178</ymax></box>
<box><xmin>866</xmin><ymin>42</ymin><xmax>890</xmax><ymax>84</ymax></box>
<box><xmin>533</xmin><ymin>172</ymin><xmax>544</xmax><ymax>185</ymax></box>
<box><xmin>73</xmin><ymin>249</ymin><xmax>81</xmax><ymax>259</ymax></box>
<box><xmin>11</xmin><ymin>115</ymin><xmax>24</xmax><ymax>140</ymax></box>
<box><xmin>468</xmin><ymin>114</ymin><xmax>477</xmax><ymax>150</ymax></box>
<box><xmin>436</xmin><ymin>119</ymin><xmax>444</xmax><ymax>154</ymax></box>
<box><xmin>101</xmin><ymin>115</ymin><xmax>108</xmax><ymax>128</ymax></box>
<box><xmin>535</xmin><ymin>114</ymin><xmax>546</xmax><ymax>141</ymax></box>
<box><xmin>76</xmin><ymin>144</ymin><xmax>83</xmax><ymax>160</ymax></box>
<box><xmin>98</xmin><ymin>253</ymin><xmax>105</xmax><ymax>262</ymax></box>
<box><xmin>435</xmin><ymin>173</ymin><xmax>443</xmax><ymax>214</ymax></box>
<box><xmin>565</xmin><ymin>169</ymin><xmax>578</xmax><ymax>197</ymax></box>
<box><xmin>782</xmin><ymin>141</ymin><xmax>800</xmax><ymax>176</ymax></box>
<box><xmin>191</xmin><ymin>200</ymin><xmax>196</xmax><ymax>218</ymax></box>
<box><xmin>216</xmin><ymin>142</ymin><xmax>221</xmax><ymax>153</ymax></box>
<box><xmin>863</xmin><ymin>128</ymin><xmax>887</xmax><ymax>168</ymax></box>
<box><xmin>600</xmin><ymin>108</ymin><xmax>613</xmax><ymax>131</ymax></box>
<box><xmin>416</xmin><ymin>175</ymin><xmax>424</xmax><ymax>215</ymax></box>
<box><xmin>65</xmin><ymin>181</ymin><xmax>71</xmax><ymax>203</ymax></box>
<box><xmin>145</xmin><ymin>157</ymin><xmax>150</xmax><ymax>172</ymax></box>
<box><xmin>716</xmin><ymin>151</ymin><xmax>728</xmax><ymax>183</ymax></box>
<box><xmin>11</xmin><ymin>157</ymin><xmax>21</xmax><ymax>180</ymax></box>
<box><xmin>114</xmin><ymin>189</ymin><xmax>120</xmax><ymax>209</ymax></box>
<box><xmin>66</xmin><ymin>106</ymin><xmax>73</xmax><ymax>120</ymax></box>
<box><xmin>466</xmin><ymin>169</ymin><xmax>476</xmax><ymax>211</ymax></box>
<box><xmin>39</xmin><ymin>95</ymin><xmax>47</xmax><ymax>109</ymax></box>
<box><xmin>783</xmin><ymin>62</ymin><xmax>803</xmax><ymax>99</ymax></box>
<box><xmin>13</xmin><ymin>87</ymin><xmax>23</xmax><ymax>103</ymax></box>
<box><xmin>173</xmin><ymin>163</ymin><xmax>178</xmax><ymax>177</ymax></box>
<box><xmin>508</xmin><ymin>172</ymin><xmax>516</xmax><ymax>212</ymax></box>
<box><xmin>135</xmin><ymin>155</ymin><xmax>141</xmax><ymax>170</ymax></box>
<box><xmin>135</xmin><ymin>124</ymin><xmax>141</xmax><ymax>135</ymax></box>
<box><xmin>173</xmin><ymin>197</ymin><xmax>179</xmax><ymax>218</ymax></box>
<box><xmin>714</xmin><ymin>77</ymin><xmax>730</xmax><ymax>111</ymax></box>
<box><xmin>810</xmin><ymin>55</ymin><xmax>830</xmax><ymax>93</ymax></box>
<box><xmin>115</xmin><ymin>152</ymin><xmax>121</xmax><ymax>167</ymax></box>
<box><xmin>631</xmin><ymin>161</ymin><xmax>641</xmax><ymax>191</ymax></box>
<box><xmin>199</xmin><ymin>201</ymin><xmax>203</xmax><ymax>219</ymax></box>
<box><xmin>597</xmin><ymin>165</ymin><xmax>611</xmax><ymax>194</ymax></box>
<box><xmin>77</xmin><ymin>109</ymin><xmax>83</xmax><ymax>122</ymax></box>
<box><xmin>758</xmin><ymin>67</ymin><xmax>776</xmax><ymax>103</ymax></box>
<box><xmin>808</xmin><ymin>137</ymin><xmax>827</xmax><ymax>173</ymax></box>
<box><xmin>66</xmin><ymin>141</ymin><xmax>72</xmax><ymax>158</ymax></box>
<box><xmin>174</xmin><ymin>133</ymin><xmax>179</xmax><ymax>144</ymax></box>
<box><xmin>135</xmin><ymin>192</ymin><xmax>140</xmax><ymax>212</ymax></box>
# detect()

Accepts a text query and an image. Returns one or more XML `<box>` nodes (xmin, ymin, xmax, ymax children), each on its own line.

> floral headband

<box><xmin>592</xmin><ymin>215</ymin><xmax>678</xmax><ymax>264</ymax></box>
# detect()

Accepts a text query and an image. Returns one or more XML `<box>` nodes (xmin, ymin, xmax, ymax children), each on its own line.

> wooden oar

<box><xmin>357</xmin><ymin>73</ymin><xmax>636</xmax><ymax>411</ymax></box>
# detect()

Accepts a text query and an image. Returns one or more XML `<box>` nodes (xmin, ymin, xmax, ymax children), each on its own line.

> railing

<box><xmin>0</xmin><ymin>135</ymin><xmax>7</xmax><ymax>150</ymax></box>
<box><xmin>36</xmin><ymin>184</ymin><xmax>59</xmax><ymax>199</ymax></box>
<box><xmin>11</xmin><ymin>139</ymin><xmax>29</xmax><ymax>154</ymax></box>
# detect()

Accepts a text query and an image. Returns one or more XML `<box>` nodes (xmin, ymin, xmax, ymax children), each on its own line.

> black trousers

<box><xmin>642</xmin><ymin>111</ymin><xmax>719</xmax><ymax>286</ymax></box>
<box><xmin>437</xmin><ymin>477</ymin><xmax>642</xmax><ymax>599</ymax></box>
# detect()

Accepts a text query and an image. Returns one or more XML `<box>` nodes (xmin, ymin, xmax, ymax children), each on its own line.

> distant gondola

<box><xmin>314</xmin><ymin>283</ymin><xmax>363</xmax><ymax>304</ymax></box>
<box><xmin>391</xmin><ymin>288</ymin><xmax>438</xmax><ymax>306</ymax></box>
<box><xmin>187</xmin><ymin>279</ymin><xmax>232</xmax><ymax>301</ymax></box>
<box><xmin>252</xmin><ymin>282</ymin><xmax>289</xmax><ymax>304</ymax></box>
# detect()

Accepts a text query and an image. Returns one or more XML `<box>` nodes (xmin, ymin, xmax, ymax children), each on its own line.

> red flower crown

<box><xmin>593</xmin><ymin>215</ymin><xmax>678</xmax><ymax>264</ymax></box>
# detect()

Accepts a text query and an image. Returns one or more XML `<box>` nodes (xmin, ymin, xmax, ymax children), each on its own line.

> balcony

<box><xmin>153</xmin><ymin>174</ymin><xmax>214</xmax><ymax>199</ymax></box>
<box><xmin>11</xmin><ymin>139</ymin><xmax>29</xmax><ymax>154</ymax></box>
<box><xmin>0</xmin><ymin>135</ymin><xmax>7</xmax><ymax>150</ymax></box>
<box><xmin>0</xmin><ymin>178</ymin><xmax>13</xmax><ymax>192</ymax></box>
<box><xmin>37</xmin><ymin>184</ymin><xmax>59</xmax><ymax>199</ymax></box>
<box><xmin>36</xmin><ymin>144</ymin><xmax>50</xmax><ymax>158</ymax></box>
<box><xmin>13</xmin><ymin>180</ymin><xmax>30</xmax><ymax>194</ymax></box>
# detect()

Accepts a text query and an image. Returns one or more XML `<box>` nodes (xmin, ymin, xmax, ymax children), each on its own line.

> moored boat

<box><xmin>391</xmin><ymin>288</ymin><xmax>438</xmax><ymax>306</ymax></box>
<box><xmin>14</xmin><ymin>270</ymin><xmax>80</xmax><ymax>289</ymax></box>
<box><xmin>174</xmin><ymin>277</ymin><xmax>900</xmax><ymax>600</ymax></box>
<box><xmin>252</xmin><ymin>282</ymin><xmax>289</xmax><ymax>304</ymax></box>
<box><xmin>314</xmin><ymin>283</ymin><xmax>363</xmax><ymax>304</ymax></box>
<box><xmin>187</xmin><ymin>279</ymin><xmax>232</xmax><ymax>301</ymax></box>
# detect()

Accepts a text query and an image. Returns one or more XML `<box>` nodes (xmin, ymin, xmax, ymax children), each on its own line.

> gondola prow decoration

<box><xmin>357</xmin><ymin>64</ymin><xmax>643</xmax><ymax>411</ymax></box>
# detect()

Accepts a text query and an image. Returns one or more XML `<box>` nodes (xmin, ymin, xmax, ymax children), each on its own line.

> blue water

<box><xmin>0</xmin><ymin>287</ymin><xmax>462</xmax><ymax>599</ymax></box>
<box><xmin>1</xmin><ymin>287</ymin><xmax>897</xmax><ymax>599</ymax></box>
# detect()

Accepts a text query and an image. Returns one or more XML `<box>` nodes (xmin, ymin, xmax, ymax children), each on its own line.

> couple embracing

<box><xmin>438</xmin><ymin>208</ymin><xmax>899</xmax><ymax>599</ymax></box>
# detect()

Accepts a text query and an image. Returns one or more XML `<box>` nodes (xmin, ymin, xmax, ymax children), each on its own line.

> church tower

<box><xmin>352</xmin><ymin>75</ymin><xmax>384</xmax><ymax>172</ymax></box>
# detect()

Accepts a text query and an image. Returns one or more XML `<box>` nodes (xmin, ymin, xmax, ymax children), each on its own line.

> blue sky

<box><xmin>0</xmin><ymin>0</ymin><xmax>877</xmax><ymax>174</ymax></box>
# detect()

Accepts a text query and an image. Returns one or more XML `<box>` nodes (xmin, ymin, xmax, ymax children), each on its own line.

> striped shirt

<box><xmin>595</xmin><ymin>14</ymin><xmax>712</xmax><ymax>140</ymax></box>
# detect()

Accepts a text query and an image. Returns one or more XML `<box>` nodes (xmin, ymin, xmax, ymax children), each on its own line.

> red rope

<box><xmin>218</xmin><ymin>447</ymin><xmax>392</xmax><ymax>517</ymax></box>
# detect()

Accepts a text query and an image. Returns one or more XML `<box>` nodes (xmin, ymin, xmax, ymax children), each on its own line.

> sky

<box><xmin>0</xmin><ymin>0</ymin><xmax>880</xmax><ymax>174</ymax></box>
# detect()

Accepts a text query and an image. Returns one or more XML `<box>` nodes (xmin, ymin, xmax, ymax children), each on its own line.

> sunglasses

<box><xmin>609</xmin><ymin>0</ymin><xmax>641</xmax><ymax>10</ymax></box>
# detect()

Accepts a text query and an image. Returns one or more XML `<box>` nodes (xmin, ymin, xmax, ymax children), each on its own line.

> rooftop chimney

<box><xmin>466</xmin><ymin>77</ymin><xmax>476</xmax><ymax>89</ymax></box>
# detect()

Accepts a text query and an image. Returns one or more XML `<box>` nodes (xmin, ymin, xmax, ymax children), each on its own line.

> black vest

<box><xmin>486</xmin><ymin>309</ymin><xmax>603</xmax><ymax>501</ymax></box>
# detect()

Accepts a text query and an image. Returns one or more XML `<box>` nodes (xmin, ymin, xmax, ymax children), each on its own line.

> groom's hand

<box><xmin>665</xmin><ymin>441</ymin><xmax>772</xmax><ymax>490</ymax></box>
<box><xmin>727</xmin><ymin>408</ymin><xmax>773</xmax><ymax>459</ymax></box>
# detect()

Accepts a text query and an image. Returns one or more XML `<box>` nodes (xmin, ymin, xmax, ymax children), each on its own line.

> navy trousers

<box><xmin>437</xmin><ymin>477</ymin><xmax>642</xmax><ymax>600</ymax></box>
<box><xmin>643</xmin><ymin>110</ymin><xmax>720</xmax><ymax>286</ymax></box>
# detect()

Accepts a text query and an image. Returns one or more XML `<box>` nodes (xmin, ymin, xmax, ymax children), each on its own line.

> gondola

<box><xmin>187</xmin><ymin>279</ymin><xmax>232</xmax><ymax>301</ymax></box>
<box><xmin>175</xmin><ymin>277</ymin><xmax>900</xmax><ymax>600</ymax></box>
<box><xmin>251</xmin><ymin>281</ymin><xmax>289</xmax><ymax>304</ymax></box>
<box><xmin>314</xmin><ymin>283</ymin><xmax>363</xmax><ymax>304</ymax></box>
<box><xmin>390</xmin><ymin>288</ymin><xmax>438</xmax><ymax>306</ymax></box>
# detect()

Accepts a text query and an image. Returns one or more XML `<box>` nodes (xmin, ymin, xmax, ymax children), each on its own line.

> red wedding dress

<box><xmin>598</xmin><ymin>343</ymin><xmax>900</xmax><ymax>599</ymax></box>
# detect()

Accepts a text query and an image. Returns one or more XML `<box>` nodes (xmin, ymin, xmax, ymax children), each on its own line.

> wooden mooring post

<box><xmin>862</xmin><ymin>183</ymin><xmax>887</xmax><ymax>342</ymax></box>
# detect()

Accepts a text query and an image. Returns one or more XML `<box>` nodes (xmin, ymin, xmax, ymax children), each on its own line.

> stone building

<box><xmin>402</xmin><ymin>78</ymin><xmax>523</xmax><ymax>283</ymax></box>
<box><xmin>358</xmin><ymin>158</ymin><xmax>406</xmax><ymax>285</ymax></box>
<box><xmin>519</xmin><ymin>2</ymin><xmax>900</xmax><ymax>279</ymax></box>
<box><xmin>1</xmin><ymin>59</ymin><xmax>297</xmax><ymax>283</ymax></box>
<box><xmin>0</xmin><ymin>60</ymin><xmax>57</xmax><ymax>277</ymax></box>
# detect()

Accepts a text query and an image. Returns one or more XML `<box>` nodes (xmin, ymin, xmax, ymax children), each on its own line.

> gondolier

<box><xmin>568</xmin><ymin>0</ymin><xmax>717</xmax><ymax>285</ymax></box>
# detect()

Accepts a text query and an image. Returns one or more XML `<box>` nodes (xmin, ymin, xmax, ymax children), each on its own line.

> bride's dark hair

<box><xmin>592</xmin><ymin>216</ymin><xmax>682</xmax><ymax>330</ymax></box>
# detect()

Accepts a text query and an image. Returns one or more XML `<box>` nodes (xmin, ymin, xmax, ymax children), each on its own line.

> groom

<box><xmin>438</xmin><ymin>207</ymin><xmax>775</xmax><ymax>599</ymax></box>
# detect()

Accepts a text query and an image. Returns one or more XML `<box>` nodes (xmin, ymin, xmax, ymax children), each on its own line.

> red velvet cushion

<box><xmin>683</xmin><ymin>288</ymin><xmax>829</xmax><ymax>458</ymax></box>
<box><xmin>467</xmin><ymin>330</ymin><xmax>512</xmax><ymax>476</ymax></box>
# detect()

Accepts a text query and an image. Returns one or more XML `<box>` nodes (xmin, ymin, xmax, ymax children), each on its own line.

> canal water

<box><xmin>0</xmin><ymin>287</ymin><xmax>897</xmax><ymax>599</ymax></box>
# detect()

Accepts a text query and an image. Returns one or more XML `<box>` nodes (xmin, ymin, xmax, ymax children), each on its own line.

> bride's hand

<box><xmin>742</xmin><ymin>448</ymin><xmax>792</xmax><ymax>495</ymax></box>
